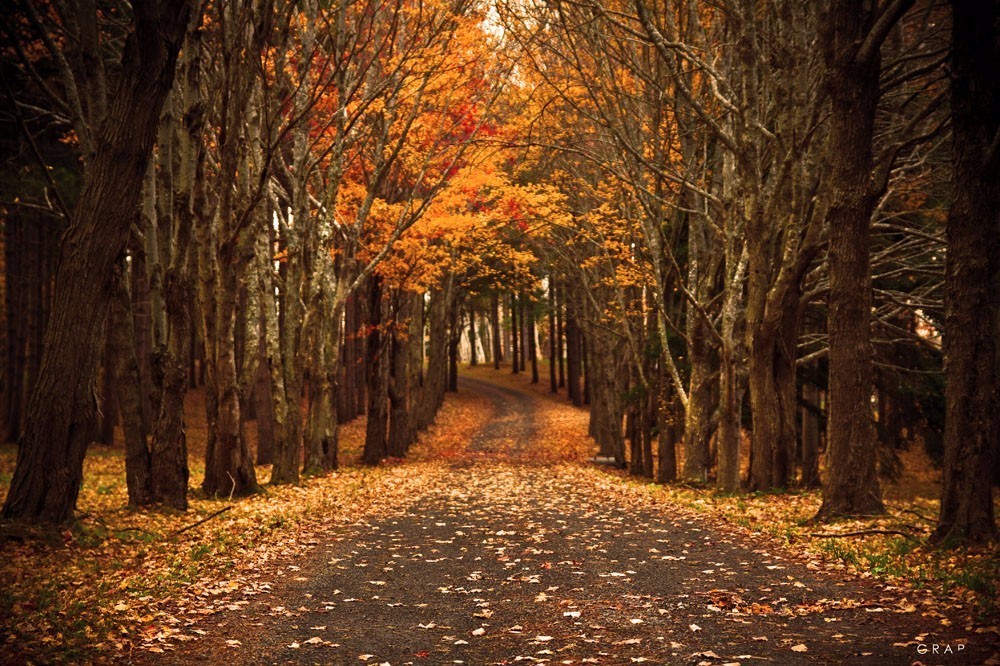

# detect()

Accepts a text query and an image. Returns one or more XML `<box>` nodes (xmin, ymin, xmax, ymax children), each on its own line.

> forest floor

<box><xmin>1</xmin><ymin>369</ymin><xmax>999</xmax><ymax>665</ymax></box>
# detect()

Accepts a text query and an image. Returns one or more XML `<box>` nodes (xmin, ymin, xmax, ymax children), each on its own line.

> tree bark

<box><xmin>527</xmin><ymin>294</ymin><xmax>539</xmax><ymax>384</ymax></box>
<box><xmin>682</xmin><ymin>313</ymin><xmax>714</xmax><ymax>483</ymax></box>
<box><xmin>150</xmin><ymin>263</ymin><xmax>194</xmax><ymax>509</ymax></box>
<box><xmin>556</xmin><ymin>282</ymin><xmax>565</xmax><ymax>389</ymax></box>
<box><xmin>656</xmin><ymin>372</ymin><xmax>678</xmax><ymax>483</ymax></box>
<box><xmin>254</xmin><ymin>339</ymin><xmax>275</xmax><ymax>465</ymax></box>
<box><xmin>110</xmin><ymin>262</ymin><xmax>154</xmax><ymax>508</ymax></box>
<box><xmin>565</xmin><ymin>303</ymin><xmax>582</xmax><ymax>406</ymax></box>
<box><xmin>388</xmin><ymin>292</ymin><xmax>414</xmax><ymax>457</ymax></box>
<box><xmin>511</xmin><ymin>293</ymin><xmax>520</xmax><ymax>374</ymax></box>
<box><xmin>548</xmin><ymin>279</ymin><xmax>557</xmax><ymax>393</ymax></box>
<box><xmin>815</xmin><ymin>0</ymin><xmax>906</xmax><ymax>519</ymax></box>
<box><xmin>2</xmin><ymin>0</ymin><xmax>196</xmax><ymax>523</ymax></box>
<box><xmin>932</xmin><ymin>0</ymin><xmax>999</xmax><ymax>545</ymax></box>
<box><xmin>363</xmin><ymin>277</ymin><xmax>389</xmax><ymax>464</ymax></box>
<box><xmin>801</xmin><ymin>375</ymin><xmax>821</xmax><ymax>488</ymax></box>
<box><xmin>467</xmin><ymin>300</ymin><xmax>477</xmax><ymax>367</ymax></box>
<box><xmin>491</xmin><ymin>292</ymin><xmax>502</xmax><ymax>369</ymax></box>
<box><xmin>448</xmin><ymin>300</ymin><xmax>461</xmax><ymax>392</ymax></box>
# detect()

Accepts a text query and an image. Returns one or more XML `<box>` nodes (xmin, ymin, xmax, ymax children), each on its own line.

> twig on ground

<box><xmin>172</xmin><ymin>506</ymin><xmax>233</xmax><ymax>536</ymax></box>
<box><xmin>886</xmin><ymin>503</ymin><xmax>936</xmax><ymax>524</ymax></box>
<box><xmin>810</xmin><ymin>529</ymin><xmax>921</xmax><ymax>541</ymax></box>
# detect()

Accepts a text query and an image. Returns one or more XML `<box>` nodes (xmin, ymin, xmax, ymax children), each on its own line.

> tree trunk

<box><xmin>303</xmin><ymin>303</ymin><xmax>339</xmax><ymax>474</ymax></box>
<box><xmin>419</xmin><ymin>287</ymin><xmax>449</xmax><ymax>429</ymax></box>
<box><xmin>527</xmin><ymin>295</ymin><xmax>539</xmax><ymax>384</ymax></box>
<box><xmin>801</xmin><ymin>375</ymin><xmax>821</xmax><ymax>488</ymax></box>
<box><xmin>363</xmin><ymin>277</ymin><xmax>388</xmax><ymax>464</ymax></box>
<box><xmin>656</xmin><ymin>373</ymin><xmax>678</xmax><ymax>483</ymax></box>
<box><xmin>338</xmin><ymin>294</ymin><xmax>357</xmax><ymax>423</ymax></box>
<box><xmin>111</xmin><ymin>262</ymin><xmax>154</xmax><ymax>507</ymax></box>
<box><xmin>491</xmin><ymin>292</ymin><xmax>502</xmax><ymax>369</ymax></box>
<box><xmin>932</xmin><ymin>0</ymin><xmax>999</xmax><ymax>545</ymax></box>
<box><xmin>149</xmin><ymin>265</ymin><xmax>193</xmax><ymax>510</ymax></box>
<box><xmin>716</xmin><ymin>351</ymin><xmax>741</xmax><ymax>493</ymax></box>
<box><xmin>2</xmin><ymin>1</ymin><xmax>195</xmax><ymax>523</ymax></box>
<box><xmin>511</xmin><ymin>293</ymin><xmax>520</xmax><ymax>374</ymax></box>
<box><xmin>388</xmin><ymin>293</ymin><xmax>414</xmax><ymax>457</ymax></box>
<box><xmin>556</xmin><ymin>281</ymin><xmax>565</xmax><ymax>388</ymax></box>
<box><xmin>99</xmin><ymin>337</ymin><xmax>118</xmax><ymax>446</ymax></box>
<box><xmin>565</xmin><ymin>305</ymin><xmax>582</xmax><ymax>406</ymax></box>
<box><xmin>354</xmin><ymin>293</ymin><xmax>367</xmax><ymax>418</ymax></box>
<box><xmin>254</xmin><ymin>340</ymin><xmax>275</xmax><ymax>465</ymax></box>
<box><xmin>520</xmin><ymin>293</ymin><xmax>528</xmax><ymax>371</ymax></box>
<box><xmin>682</xmin><ymin>312</ymin><xmax>714</xmax><ymax>483</ymax></box>
<box><xmin>815</xmin><ymin>0</ymin><xmax>898</xmax><ymax>520</ymax></box>
<box><xmin>467</xmin><ymin>301</ymin><xmax>477</xmax><ymax>367</ymax></box>
<box><xmin>548</xmin><ymin>280</ymin><xmax>557</xmax><ymax>393</ymax></box>
<box><xmin>448</xmin><ymin>301</ymin><xmax>461</xmax><ymax>392</ymax></box>
<box><xmin>201</xmin><ymin>245</ymin><xmax>258</xmax><ymax>497</ymax></box>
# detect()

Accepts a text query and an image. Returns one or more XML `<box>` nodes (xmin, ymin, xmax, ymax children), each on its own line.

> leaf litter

<box><xmin>2</xmin><ymin>369</ymin><xmax>998</xmax><ymax>664</ymax></box>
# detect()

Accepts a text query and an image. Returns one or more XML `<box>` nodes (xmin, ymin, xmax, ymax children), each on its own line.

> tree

<box><xmin>2</xmin><ymin>0</ymin><xmax>198</xmax><ymax>523</ymax></box>
<box><xmin>932</xmin><ymin>0</ymin><xmax>999</xmax><ymax>545</ymax></box>
<box><xmin>815</xmin><ymin>0</ymin><xmax>914</xmax><ymax>520</ymax></box>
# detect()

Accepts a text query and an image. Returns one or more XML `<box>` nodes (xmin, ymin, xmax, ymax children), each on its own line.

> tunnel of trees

<box><xmin>0</xmin><ymin>0</ymin><xmax>996</xmax><ymax>545</ymax></box>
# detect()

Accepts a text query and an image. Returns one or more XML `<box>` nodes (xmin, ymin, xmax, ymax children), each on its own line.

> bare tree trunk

<box><xmin>548</xmin><ymin>280</ymin><xmax>557</xmax><ymax>393</ymax></box>
<box><xmin>448</xmin><ymin>301</ymin><xmax>461</xmax><ymax>392</ymax></box>
<box><xmin>656</xmin><ymin>371</ymin><xmax>678</xmax><ymax>483</ymax></box>
<box><xmin>527</xmin><ymin>295</ymin><xmax>539</xmax><ymax>384</ymax></box>
<box><xmin>149</xmin><ymin>266</ymin><xmax>194</xmax><ymax>509</ymax></box>
<box><xmin>99</xmin><ymin>334</ymin><xmax>118</xmax><ymax>446</ymax></box>
<box><xmin>467</xmin><ymin>300</ymin><xmax>477</xmax><ymax>367</ymax></box>
<box><xmin>111</xmin><ymin>262</ymin><xmax>154</xmax><ymax>507</ymax></box>
<box><xmin>388</xmin><ymin>292</ymin><xmax>413</xmax><ymax>457</ymax></box>
<box><xmin>491</xmin><ymin>292</ymin><xmax>501</xmax><ymax>369</ymax></box>
<box><xmin>354</xmin><ymin>294</ymin><xmax>367</xmax><ymax>418</ymax></box>
<box><xmin>2</xmin><ymin>0</ymin><xmax>195</xmax><ymax>523</ymax></box>
<box><xmin>519</xmin><ymin>293</ymin><xmax>528</xmax><ymax>371</ymax></box>
<box><xmin>815</xmin><ymin>0</ymin><xmax>905</xmax><ymax>520</ymax></box>
<box><xmin>556</xmin><ymin>282</ymin><xmax>565</xmax><ymax>388</ymax></box>
<box><xmin>932</xmin><ymin>0</ymin><xmax>999</xmax><ymax>545</ymax></box>
<box><xmin>201</xmin><ymin>241</ymin><xmax>258</xmax><ymax>497</ymax></box>
<box><xmin>363</xmin><ymin>277</ymin><xmax>388</xmax><ymax>464</ymax></box>
<box><xmin>254</xmin><ymin>332</ymin><xmax>275</xmax><ymax>465</ymax></box>
<box><xmin>338</xmin><ymin>294</ymin><xmax>357</xmax><ymax>423</ymax></box>
<box><xmin>801</xmin><ymin>373</ymin><xmax>821</xmax><ymax>488</ymax></box>
<box><xmin>511</xmin><ymin>293</ymin><xmax>520</xmax><ymax>374</ymax></box>
<box><xmin>565</xmin><ymin>303</ymin><xmax>582</xmax><ymax>406</ymax></box>
<box><xmin>682</xmin><ymin>315</ymin><xmax>714</xmax><ymax>483</ymax></box>
<box><xmin>419</xmin><ymin>284</ymin><xmax>450</xmax><ymax>429</ymax></box>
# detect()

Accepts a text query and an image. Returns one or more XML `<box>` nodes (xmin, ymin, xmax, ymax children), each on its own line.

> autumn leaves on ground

<box><xmin>2</xmin><ymin>368</ymin><xmax>997</xmax><ymax>664</ymax></box>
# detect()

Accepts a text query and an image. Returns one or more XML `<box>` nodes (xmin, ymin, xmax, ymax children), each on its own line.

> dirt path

<box><xmin>142</xmin><ymin>377</ymin><xmax>995</xmax><ymax>665</ymax></box>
